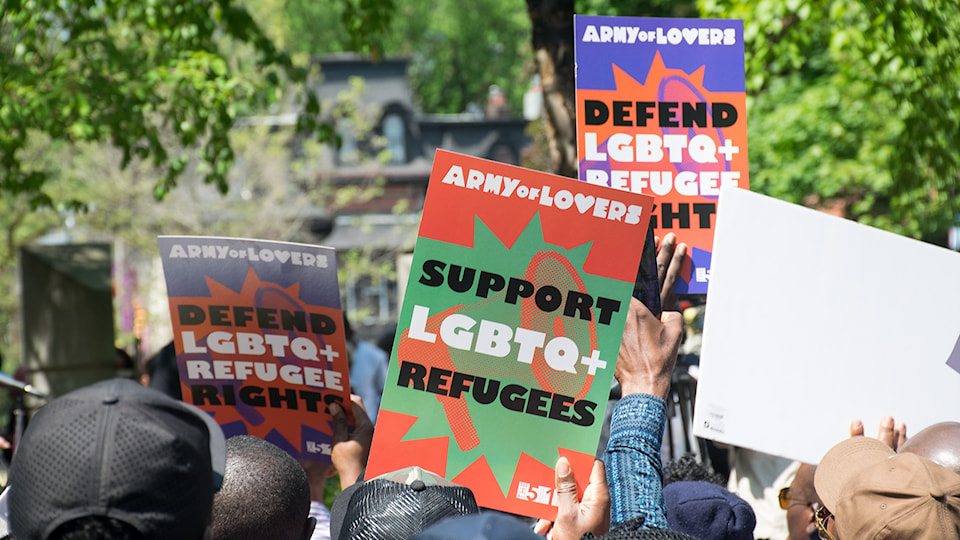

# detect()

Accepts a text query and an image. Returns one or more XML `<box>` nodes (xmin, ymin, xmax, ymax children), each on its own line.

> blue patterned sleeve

<box><xmin>604</xmin><ymin>392</ymin><xmax>669</xmax><ymax>528</ymax></box>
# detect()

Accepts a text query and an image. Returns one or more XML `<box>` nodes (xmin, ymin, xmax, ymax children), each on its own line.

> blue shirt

<box><xmin>604</xmin><ymin>392</ymin><xmax>669</xmax><ymax>528</ymax></box>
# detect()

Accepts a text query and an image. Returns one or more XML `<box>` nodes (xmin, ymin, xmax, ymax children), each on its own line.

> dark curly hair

<box><xmin>663</xmin><ymin>453</ymin><xmax>725</xmax><ymax>486</ymax></box>
<box><xmin>49</xmin><ymin>517</ymin><xmax>143</xmax><ymax>540</ymax></box>
<box><xmin>580</xmin><ymin>517</ymin><xmax>699</xmax><ymax>539</ymax></box>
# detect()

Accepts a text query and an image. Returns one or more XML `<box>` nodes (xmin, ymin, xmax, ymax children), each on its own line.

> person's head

<box><xmin>330</xmin><ymin>466</ymin><xmax>479</xmax><ymax>540</ymax></box>
<box><xmin>899</xmin><ymin>421</ymin><xmax>960</xmax><ymax>475</ymax></box>
<box><xmin>211</xmin><ymin>436</ymin><xmax>314</xmax><ymax>540</ymax></box>
<box><xmin>580</xmin><ymin>517</ymin><xmax>699</xmax><ymax>539</ymax></box>
<box><xmin>114</xmin><ymin>348</ymin><xmax>134</xmax><ymax>377</ymax></box>
<box><xmin>8</xmin><ymin>378</ymin><xmax>224</xmax><ymax>540</ymax></box>
<box><xmin>140</xmin><ymin>341</ymin><xmax>181</xmax><ymax>400</ymax></box>
<box><xmin>663</xmin><ymin>454</ymin><xmax>725</xmax><ymax>486</ymax></box>
<box><xmin>814</xmin><ymin>437</ymin><xmax>960</xmax><ymax>539</ymax></box>
<box><xmin>662</xmin><ymin>481</ymin><xmax>756</xmax><ymax>540</ymax></box>
<box><xmin>376</xmin><ymin>330</ymin><xmax>396</xmax><ymax>357</ymax></box>
<box><xmin>47</xmin><ymin>516</ymin><xmax>142</xmax><ymax>540</ymax></box>
<box><xmin>779</xmin><ymin>463</ymin><xmax>820</xmax><ymax>540</ymax></box>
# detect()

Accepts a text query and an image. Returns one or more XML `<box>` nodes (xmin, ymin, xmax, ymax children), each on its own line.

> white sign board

<box><xmin>693</xmin><ymin>187</ymin><xmax>960</xmax><ymax>465</ymax></box>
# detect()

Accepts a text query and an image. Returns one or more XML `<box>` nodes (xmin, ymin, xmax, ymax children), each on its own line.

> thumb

<box><xmin>554</xmin><ymin>457</ymin><xmax>579</xmax><ymax>513</ymax></box>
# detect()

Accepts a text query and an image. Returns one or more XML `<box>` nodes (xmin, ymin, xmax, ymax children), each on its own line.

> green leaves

<box><xmin>0</xmin><ymin>0</ymin><xmax>327</xmax><ymax>203</ymax></box>
<box><xmin>284</xmin><ymin>0</ymin><xmax>531</xmax><ymax>116</ymax></box>
<box><xmin>701</xmin><ymin>0</ymin><xmax>960</xmax><ymax>240</ymax></box>
<box><xmin>339</xmin><ymin>0</ymin><xmax>395</xmax><ymax>61</ymax></box>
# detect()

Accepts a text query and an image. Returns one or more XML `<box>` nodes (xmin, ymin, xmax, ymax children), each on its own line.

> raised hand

<box><xmin>534</xmin><ymin>457</ymin><xmax>610</xmax><ymax>540</ymax></box>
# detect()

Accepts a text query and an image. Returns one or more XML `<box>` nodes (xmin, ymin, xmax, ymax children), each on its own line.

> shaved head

<box><xmin>212</xmin><ymin>436</ymin><xmax>314</xmax><ymax>540</ymax></box>
<box><xmin>899</xmin><ymin>421</ymin><xmax>960</xmax><ymax>475</ymax></box>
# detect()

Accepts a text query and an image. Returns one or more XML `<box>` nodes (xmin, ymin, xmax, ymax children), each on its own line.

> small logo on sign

<box><xmin>702</xmin><ymin>408</ymin><xmax>726</xmax><ymax>435</ymax></box>
<box><xmin>305</xmin><ymin>441</ymin><xmax>332</xmax><ymax>455</ymax></box>
<box><xmin>515</xmin><ymin>481</ymin><xmax>560</xmax><ymax>506</ymax></box>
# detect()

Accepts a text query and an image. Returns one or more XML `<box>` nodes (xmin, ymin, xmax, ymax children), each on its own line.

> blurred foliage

<box><xmin>700</xmin><ymin>0</ymin><xmax>960</xmax><ymax>239</ymax></box>
<box><xmin>294</xmin><ymin>77</ymin><xmax>402</xmax><ymax>325</ymax></box>
<box><xmin>5</xmin><ymin>0</ymin><xmax>958</xmax><ymax>360</ymax></box>
<box><xmin>0</xmin><ymin>0</ymin><xmax>395</xmax><ymax>206</ymax></box>
<box><xmin>579</xmin><ymin>0</ymin><xmax>698</xmax><ymax>17</ymax></box>
<box><xmin>0</xmin><ymin>0</ymin><xmax>392</xmax><ymax>362</ymax></box>
<box><xmin>525</xmin><ymin>0</ymin><xmax>698</xmax><ymax>176</ymax></box>
<box><xmin>0</xmin><ymin>86</ymin><xmax>389</xmax><ymax>365</ymax></box>
<box><xmin>281</xmin><ymin>0</ymin><xmax>395</xmax><ymax>60</ymax></box>
<box><xmin>285</xmin><ymin>0</ymin><xmax>533</xmax><ymax>116</ymax></box>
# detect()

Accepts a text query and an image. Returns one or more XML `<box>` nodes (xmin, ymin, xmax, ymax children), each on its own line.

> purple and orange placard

<box><xmin>367</xmin><ymin>150</ymin><xmax>654</xmax><ymax>520</ymax></box>
<box><xmin>159</xmin><ymin>236</ymin><xmax>351</xmax><ymax>462</ymax></box>
<box><xmin>575</xmin><ymin>15</ymin><xmax>748</xmax><ymax>293</ymax></box>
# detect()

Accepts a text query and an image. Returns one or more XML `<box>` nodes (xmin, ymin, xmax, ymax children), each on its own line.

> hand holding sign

<box><xmin>533</xmin><ymin>458</ymin><xmax>610</xmax><ymax>540</ymax></box>
<box><xmin>616</xmin><ymin>298</ymin><xmax>683</xmax><ymax>400</ymax></box>
<box><xmin>655</xmin><ymin>233</ymin><xmax>687</xmax><ymax>311</ymax></box>
<box><xmin>849</xmin><ymin>416</ymin><xmax>907</xmax><ymax>452</ymax></box>
<box><xmin>330</xmin><ymin>395</ymin><xmax>374</xmax><ymax>488</ymax></box>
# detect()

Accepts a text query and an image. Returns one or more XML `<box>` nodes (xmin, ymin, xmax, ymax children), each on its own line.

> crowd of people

<box><xmin>0</xmin><ymin>232</ymin><xmax>958</xmax><ymax>540</ymax></box>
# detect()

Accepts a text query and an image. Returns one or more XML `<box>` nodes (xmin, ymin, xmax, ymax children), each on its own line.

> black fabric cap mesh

<box><xmin>9</xmin><ymin>397</ymin><xmax>101</xmax><ymax>539</ymax></box>
<box><xmin>104</xmin><ymin>406</ymin><xmax>212</xmax><ymax>536</ymax></box>
<box><xmin>8</xmin><ymin>380</ymin><xmax>214</xmax><ymax>540</ymax></box>
<box><xmin>339</xmin><ymin>479</ymin><xmax>479</xmax><ymax>540</ymax></box>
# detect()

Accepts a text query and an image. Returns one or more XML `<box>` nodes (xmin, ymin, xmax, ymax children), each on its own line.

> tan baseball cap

<box><xmin>815</xmin><ymin>437</ymin><xmax>960</xmax><ymax>539</ymax></box>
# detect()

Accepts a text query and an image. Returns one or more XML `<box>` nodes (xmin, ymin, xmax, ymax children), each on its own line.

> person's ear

<box><xmin>302</xmin><ymin>517</ymin><xmax>317</xmax><ymax>540</ymax></box>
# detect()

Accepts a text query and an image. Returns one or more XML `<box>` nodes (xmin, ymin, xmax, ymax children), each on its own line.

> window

<box><xmin>382</xmin><ymin>113</ymin><xmax>406</xmax><ymax>164</ymax></box>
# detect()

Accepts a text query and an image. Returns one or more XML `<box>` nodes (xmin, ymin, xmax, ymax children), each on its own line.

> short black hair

<box><xmin>581</xmin><ymin>517</ymin><xmax>699</xmax><ymax>539</ymax></box>
<box><xmin>211</xmin><ymin>435</ymin><xmax>312</xmax><ymax>540</ymax></box>
<box><xmin>144</xmin><ymin>342</ymin><xmax>181</xmax><ymax>400</ymax></box>
<box><xmin>48</xmin><ymin>516</ymin><xmax>143</xmax><ymax>540</ymax></box>
<box><xmin>663</xmin><ymin>454</ymin><xmax>725</xmax><ymax>486</ymax></box>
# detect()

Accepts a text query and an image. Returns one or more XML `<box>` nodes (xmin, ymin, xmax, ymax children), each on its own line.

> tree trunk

<box><xmin>526</xmin><ymin>0</ymin><xmax>578</xmax><ymax>178</ymax></box>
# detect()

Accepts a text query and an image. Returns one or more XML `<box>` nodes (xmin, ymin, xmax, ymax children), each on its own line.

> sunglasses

<box><xmin>778</xmin><ymin>487</ymin><xmax>791</xmax><ymax>510</ymax></box>
<box><xmin>778</xmin><ymin>487</ymin><xmax>817</xmax><ymax>510</ymax></box>
<box><xmin>815</xmin><ymin>504</ymin><xmax>836</xmax><ymax>540</ymax></box>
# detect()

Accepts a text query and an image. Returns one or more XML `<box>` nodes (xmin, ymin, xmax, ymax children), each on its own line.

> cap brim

<box><xmin>176</xmin><ymin>401</ymin><xmax>226</xmax><ymax>491</ymax></box>
<box><xmin>815</xmin><ymin>437</ymin><xmax>894</xmax><ymax>510</ymax></box>
<box><xmin>0</xmin><ymin>487</ymin><xmax>10</xmax><ymax>538</ymax></box>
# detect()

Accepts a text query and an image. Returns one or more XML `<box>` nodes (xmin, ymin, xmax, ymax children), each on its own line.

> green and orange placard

<box><xmin>159</xmin><ymin>236</ymin><xmax>351</xmax><ymax>463</ymax></box>
<box><xmin>367</xmin><ymin>150</ymin><xmax>654</xmax><ymax>520</ymax></box>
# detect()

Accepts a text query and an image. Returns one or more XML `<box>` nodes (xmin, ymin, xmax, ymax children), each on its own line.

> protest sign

<box><xmin>366</xmin><ymin>150</ymin><xmax>655</xmax><ymax>520</ymax></box>
<box><xmin>692</xmin><ymin>187</ymin><xmax>960</xmax><ymax>464</ymax></box>
<box><xmin>159</xmin><ymin>236</ymin><xmax>351</xmax><ymax>462</ymax></box>
<box><xmin>575</xmin><ymin>15</ymin><xmax>748</xmax><ymax>293</ymax></box>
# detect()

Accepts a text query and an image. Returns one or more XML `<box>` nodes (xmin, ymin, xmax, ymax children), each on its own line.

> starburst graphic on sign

<box><xmin>172</xmin><ymin>267</ymin><xmax>349</xmax><ymax>459</ymax></box>
<box><xmin>578</xmin><ymin>52</ymin><xmax>737</xmax><ymax>179</ymax></box>
<box><xmin>384</xmin><ymin>213</ymin><xmax>628</xmax><ymax>497</ymax></box>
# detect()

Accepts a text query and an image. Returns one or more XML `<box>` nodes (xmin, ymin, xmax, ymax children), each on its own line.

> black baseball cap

<box><xmin>8</xmin><ymin>378</ymin><xmax>225</xmax><ymax>540</ymax></box>
<box><xmin>330</xmin><ymin>466</ymin><xmax>479</xmax><ymax>540</ymax></box>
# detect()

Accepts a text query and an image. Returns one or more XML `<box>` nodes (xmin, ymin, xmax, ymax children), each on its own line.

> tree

<box><xmin>700</xmin><ymin>0</ymin><xmax>960</xmax><ymax>240</ymax></box>
<box><xmin>0</xmin><ymin>73</ymin><xmax>393</xmax><ymax>361</ymax></box>
<box><xmin>0</xmin><ymin>0</ymin><xmax>398</xmax><ymax>207</ymax></box>
<box><xmin>525</xmin><ymin>0</ymin><xmax>576</xmax><ymax>178</ymax></box>
<box><xmin>525</xmin><ymin>0</ymin><xmax>699</xmax><ymax>178</ymax></box>
<box><xmin>285</xmin><ymin>0</ymin><xmax>532</xmax><ymax>116</ymax></box>
<box><xmin>522</xmin><ymin>0</ymin><xmax>959</xmax><ymax>240</ymax></box>
<box><xmin>0</xmin><ymin>124</ymin><xmax>320</xmax><ymax>361</ymax></box>
<box><xmin>0</xmin><ymin>0</ymin><xmax>398</xmax><ymax>359</ymax></box>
